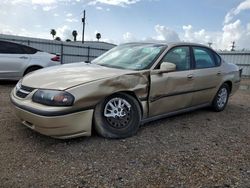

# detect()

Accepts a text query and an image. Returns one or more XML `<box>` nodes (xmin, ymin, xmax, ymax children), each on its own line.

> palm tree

<box><xmin>55</xmin><ymin>37</ymin><xmax>61</xmax><ymax>41</ymax></box>
<box><xmin>96</xmin><ymin>33</ymin><xmax>101</xmax><ymax>41</ymax></box>
<box><xmin>72</xmin><ymin>30</ymin><xmax>78</xmax><ymax>42</ymax></box>
<box><xmin>50</xmin><ymin>29</ymin><xmax>56</xmax><ymax>39</ymax></box>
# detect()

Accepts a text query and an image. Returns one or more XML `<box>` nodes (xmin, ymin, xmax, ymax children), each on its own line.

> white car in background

<box><xmin>0</xmin><ymin>40</ymin><xmax>61</xmax><ymax>80</ymax></box>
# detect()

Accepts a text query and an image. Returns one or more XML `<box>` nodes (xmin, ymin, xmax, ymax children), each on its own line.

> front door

<box><xmin>149</xmin><ymin>46</ymin><xmax>194</xmax><ymax>117</ymax></box>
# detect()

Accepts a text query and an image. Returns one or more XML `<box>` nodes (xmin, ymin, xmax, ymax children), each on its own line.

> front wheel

<box><xmin>212</xmin><ymin>83</ymin><xmax>230</xmax><ymax>112</ymax></box>
<box><xmin>94</xmin><ymin>93</ymin><xmax>141</xmax><ymax>139</ymax></box>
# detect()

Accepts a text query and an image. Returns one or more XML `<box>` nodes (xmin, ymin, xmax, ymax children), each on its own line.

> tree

<box><xmin>50</xmin><ymin>29</ymin><xmax>56</xmax><ymax>39</ymax></box>
<box><xmin>96</xmin><ymin>33</ymin><xmax>101</xmax><ymax>41</ymax></box>
<box><xmin>55</xmin><ymin>37</ymin><xmax>61</xmax><ymax>41</ymax></box>
<box><xmin>72</xmin><ymin>30</ymin><xmax>78</xmax><ymax>42</ymax></box>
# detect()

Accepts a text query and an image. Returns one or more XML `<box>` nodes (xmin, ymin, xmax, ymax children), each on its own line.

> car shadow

<box><xmin>141</xmin><ymin>107</ymin><xmax>211</xmax><ymax>128</ymax></box>
<box><xmin>0</xmin><ymin>80</ymin><xmax>18</xmax><ymax>85</ymax></box>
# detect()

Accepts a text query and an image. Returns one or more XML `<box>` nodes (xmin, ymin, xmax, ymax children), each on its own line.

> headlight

<box><xmin>32</xmin><ymin>89</ymin><xmax>75</xmax><ymax>106</ymax></box>
<box><xmin>16</xmin><ymin>79</ymin><xmax>22</xmax><ymax>90</ymax></box>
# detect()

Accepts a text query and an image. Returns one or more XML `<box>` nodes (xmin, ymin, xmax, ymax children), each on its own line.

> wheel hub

<box><xmin>217</xmin><ymin>88</ymin><xmax>228</xmax><ymax>108</ymax></box>
<box><xmin>104</xmin><ymin>97</ymin><xmax>132</xmax><ymax>128</ymax></box>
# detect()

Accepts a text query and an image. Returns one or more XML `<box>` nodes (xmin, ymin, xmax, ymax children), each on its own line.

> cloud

<box><xmin>122</xmin><ymin>25</ymin><xmax>180</xmax><ymax>43</ymax></box>
<box><xmin>247</xmin><ymin>23</ymin><xmax>250</xmax><ymax>35</ymax></box>
<box><xmin>88</xmin><ymin>0</ymin><xmax>140</xmax><ymax>7</ymax></box>
<box><xmin>221</xmin><ymin>20</ymin><xmax>250</xmax><ymax>50</ymax></box>
<box><xmin>123</xmin><ymin>32</ymin><xmax>136</xmax><ymax>42</ymax></box>
<box><xmin>10</xmin><ymin>0</ymin><xmax>28</xmax><ymax>4</ymax></box>
<box><xmin>0</xmin><ymin>24</ymin><xmax>14</xmax><ymax>35</ymax></box>
<box><xmin>0</xmin><ymin>23</ymin><xmax>49</xmax><ymax>39</ymax></box>
<box><xmin>224</xmin><ymin>0</ymin><xmax>250</xmax><ymax>24</ymax></box>
<box><xmin>56</xmin><ymin>25</ymin><xmax>73</xmax><ymax>40</ymax></box>
<box><xmin>183</xmin><ymin>25</ymin><xmax>211</xmax><ymax>43</ymax></box>
<box><xmin>221</xmin><ymin>20</ymin><xmax>242</xmax><ymax>48</ymax></box>
<box><xmin>181</xmin><ymin>20</ymin><xmax>250</xmax><ymax>50</ymax></box>
<box><xmin>224</xmin><ymin>10</ymin><xmax>235</xmax><ymax>24</ymax></box>
<box><xmin>42</xmin><ymin>5</ymin><xmax>57</xmax><ymax>11</ymax></box>
<box><xmin>66</xmin><ymin>13</ymin><xmax>73</xmax><ymax>17</ymax></box>
<box><xmin>31</xmin><ymin>0</ymin><xmax>56</xmax><ymax>5</ymax></box>
<box><xmin>95</xmin><ymin>6</ymin><xmax>110</xmax><ymax>11</ymax></box>
<box><xmin>65</xmin><ymin>18</ymin><xmax>78</xmax><ymax>22</ymax></box>
<box><xmin>234</xmin><ymin>0</ymin><xmax>250</xmax><ymax>14</ymax></box>
<box><xmin>153</xmin><ymin>24</ymin><xmax>180</xmax><ymax>42</ymax></box>
<box><xmin>96</xmin><ymin>6</ymin><xmax>103</xmax><ymax>10</ymax></box>
<box><xmin>220</xmin><ymin>0</ymin><xmax>250</xmax><ymax>49</ymax></box>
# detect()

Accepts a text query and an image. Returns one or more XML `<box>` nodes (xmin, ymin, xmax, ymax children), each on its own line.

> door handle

<box><xmin>187</xmin><ymin>74</ymin><xmax>193</xmax><ymax>79</ymax></box>
<box><xmin>217</xmin><ymin>71</ymin><xmax>221</xmax><ymax>75</ymax></box>
<box><xmin>19</xmin><ymin>56</ymin><xmax>28</xmax><ymax>59</ymax></box>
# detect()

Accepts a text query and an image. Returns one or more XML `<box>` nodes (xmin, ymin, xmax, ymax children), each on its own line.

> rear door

<box><xmin>0</xmin><ymin>41</ymin><xmax>30</xmax><ymax>79</ymax></box>
<box><xmin>190</xmin><ymin>46</ymin><xmax>222</xmax><ymax>106</ymax></box>
<box><xmin>149</xmin><ymin>46</ymin><xmax>194</xmax><ymax>117</ymax></box>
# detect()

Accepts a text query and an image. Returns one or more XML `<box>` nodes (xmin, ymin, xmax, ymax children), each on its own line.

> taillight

<box><xmin>51</xmin><ymin>55</ymin><xmax>60</xmax><ymax>62</ymax></box>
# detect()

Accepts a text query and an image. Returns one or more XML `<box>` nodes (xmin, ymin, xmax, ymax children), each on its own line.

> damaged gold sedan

<box><xmin>10</xmin><ymin>42</ymin><xmax>241</xmax><ymax>139</ymax></box>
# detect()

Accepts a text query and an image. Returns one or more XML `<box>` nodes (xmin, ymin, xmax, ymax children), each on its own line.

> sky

<box><xmin>0</xmin><ymin>0</ymin><xmax>250</xmax><ymax>50</ymax></box>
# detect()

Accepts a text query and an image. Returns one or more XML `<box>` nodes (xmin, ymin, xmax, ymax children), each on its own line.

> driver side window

<box><xmin>161</xmin><ymin>46</ymin><xmax>190</xmax><ymax>71</ymax></box>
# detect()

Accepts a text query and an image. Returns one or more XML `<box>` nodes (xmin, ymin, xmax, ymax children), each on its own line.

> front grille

<box><xmin>16</xmin><ymin>85</ymin><xmax>35</xmax><ymax>98</ymax></box>
<box><xmin>20</xmin><ymin>85</ymin><xmax>34</xmax><ymax>92</ymax></box>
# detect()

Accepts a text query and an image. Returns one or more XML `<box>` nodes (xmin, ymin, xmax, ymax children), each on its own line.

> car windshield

<box><xmin>92</xmin><ymin>43</ymin><xmax>165</xmax><ymax>70</ymax></box>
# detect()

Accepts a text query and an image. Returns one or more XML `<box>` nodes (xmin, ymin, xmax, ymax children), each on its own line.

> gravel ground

<box><xmin>0</xmin><ymin>80</ymin><xmax>250</xmax><ymax>188</ymax></box>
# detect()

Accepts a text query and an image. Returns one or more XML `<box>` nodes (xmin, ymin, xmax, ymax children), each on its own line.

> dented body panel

<box><xmin>67</xmin><ymin>70</ymin><xmax>150</xmax><ymax>113</ymax></box>
<box><xmin>149</xmin><ymin>70</ymin><xmax>194</xmax><ymax>117</ymax></box>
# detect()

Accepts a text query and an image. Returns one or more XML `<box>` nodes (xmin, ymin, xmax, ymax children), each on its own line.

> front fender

<box><xmin>67</xmin><ymin>70</ymin><xmax>150</xmax><ymax>111</ymax></box>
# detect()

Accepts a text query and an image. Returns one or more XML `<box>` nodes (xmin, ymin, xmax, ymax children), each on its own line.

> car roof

<box><xmin>0</xmin><ymin>40</ymin><xmax>40</xmax><ymax>50</ymax></box>
<box><xmin>122</xmin><ymin>42</ymin><xmax>209</xmax><ymax>48</ymax></box>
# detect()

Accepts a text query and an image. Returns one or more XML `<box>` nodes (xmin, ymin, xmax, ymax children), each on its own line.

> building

<box><xmin>219</xmin><ymin>51</ymin><xmax>250</xmax><ymax>77</ymax></box>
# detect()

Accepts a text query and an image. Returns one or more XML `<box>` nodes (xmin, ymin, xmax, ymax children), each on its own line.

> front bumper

<box><xmin>11</xmin><ymin>90</ymin><xmax>93</xmax><ymax>139</ymax></box>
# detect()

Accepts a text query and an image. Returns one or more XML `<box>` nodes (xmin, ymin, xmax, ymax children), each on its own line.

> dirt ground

<box><xmin>0</xmin><ymin>80</ymin><xmax>250</xmax><ymax>188</ymax></box>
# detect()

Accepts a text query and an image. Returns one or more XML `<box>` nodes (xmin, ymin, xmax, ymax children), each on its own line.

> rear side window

<box><xmin>0</xmin><ymin>41</ymin><xmax>25</xmax><ymax>54</ymax></box>
<box><xmin>21</xmin><ymin>46</ymin><xmax>38</xmax><ymax>54</ymax></box>
<box><xmin>193</xmin><ymin>47</ymin><xmax>216</xmax><ymax>69</ymax></box>
<box><xmin>214</xmin><ymin>53</ymin><xmax>221</xmax><ymax>66</ymax></box>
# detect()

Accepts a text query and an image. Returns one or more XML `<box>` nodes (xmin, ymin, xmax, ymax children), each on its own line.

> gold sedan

<box><xmin>10</xmin><ymin>43</ymin><xmax>241</xmax><ymax>139</ymax></box>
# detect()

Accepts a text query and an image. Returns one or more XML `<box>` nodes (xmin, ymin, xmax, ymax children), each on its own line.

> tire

<box><xmin>212</xmin><ymin>83</ymin><xmax>230</xmax><ymax>112</ymax></box>
<box><xmin>94</xmin><ymin>93</ymin><xmax>141</xmax><ymax>139</ymax></box>
<box><xmin>24</xmin><ymin>66</ymin><xmax>41</xmax><ymax>76</ymax></box>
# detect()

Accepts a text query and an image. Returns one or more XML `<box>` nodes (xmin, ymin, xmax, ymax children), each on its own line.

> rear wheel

<box><xmin>212</xmin><ymin>83</ymin><xmax>230</xmax><ymax>112</ymax></box>
<box><xmin>94</xmin><ymin>93</ymin><xmax>141</xmax><ymax>138</ymax></box>
<box><xmin>24</xmin><ymin>66</ymin><xmax>42</xmax><ymax>76</ymax></box>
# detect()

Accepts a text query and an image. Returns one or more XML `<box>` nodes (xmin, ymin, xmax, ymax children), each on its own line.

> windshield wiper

<box><xmin>98</xmin><ymin>64</ymin><xmax>125</xmax><ymax>69</ymax></box>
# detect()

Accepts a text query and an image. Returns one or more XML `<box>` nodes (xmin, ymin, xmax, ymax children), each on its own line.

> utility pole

<box><xmin>231</xmin><ymin>41</ymin><xmax>236</xmax><ymax>51</ymax></box>
<box><xmin>82</xmin><ymin>10</ymin><xmax>86</xmax><ymax>43</ymax></box>
<box><xmin>208</xmin><ymin>42</ymin><xmax>213</xmax><ymax>48</ymax></box>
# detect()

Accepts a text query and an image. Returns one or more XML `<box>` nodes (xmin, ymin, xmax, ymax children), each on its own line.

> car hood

<box><xmin>22</xmin><ymin>63</ymin><xmax>134</xmax><ymax>90</ymax></box>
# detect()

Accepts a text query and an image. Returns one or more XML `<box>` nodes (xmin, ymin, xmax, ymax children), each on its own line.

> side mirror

<box><xmin>154</xmin><ymin>62</ymin><xmax>176</xmax><ymax>74</ymax></box>
<box><xmin>160</xmin><ymin>62</ymin><xmax>176</xmax><ymax>72</ymax></box>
